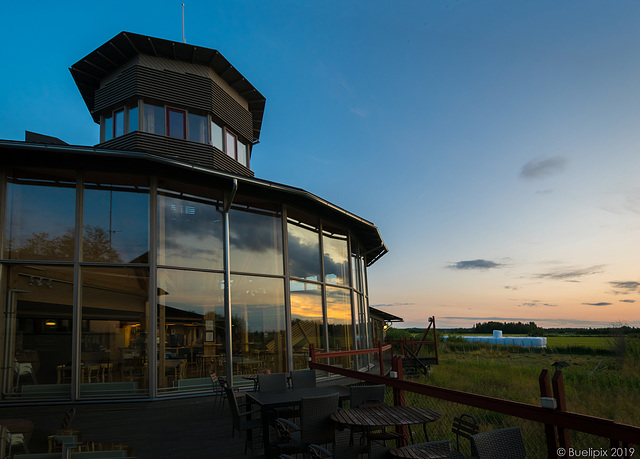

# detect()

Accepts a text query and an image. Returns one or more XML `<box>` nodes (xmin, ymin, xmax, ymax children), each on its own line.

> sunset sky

<box><xmin>2</xmin><ymin>1</ymin><xmax>640</xmax><ymax>329</ymax></box>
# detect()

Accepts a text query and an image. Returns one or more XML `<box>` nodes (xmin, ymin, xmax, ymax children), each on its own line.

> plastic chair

<box><xmin>471</xmin><ymin>427</ymin><xmax>526</xmax><ymax>459</ymax></box>
<box><xmin>14</xmin><ymin>361</ymin><xmax>37</xmax><ymax>389</ymax></box>
<box><xmin>3</xmin><ymin>425</ymin><xmax>30</xmax><ymax>457</ymax></box>
<box><xmin>290</xmin><ymin>369</ymin><xmax>316</xmax><ymax>389</ymax></box>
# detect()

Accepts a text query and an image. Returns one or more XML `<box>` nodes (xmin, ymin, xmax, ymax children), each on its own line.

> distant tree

<box><xmin>14</xmin><ymin>226</ymin><xmax>122</xmax><ymax>262</ymax></box>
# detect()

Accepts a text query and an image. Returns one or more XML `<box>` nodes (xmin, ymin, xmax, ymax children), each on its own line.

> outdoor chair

<box><xmin>274</xmin><ymin>392</ymin><xmax>340</xmax><ymax>456</ymax></box>
<box><xmin>452</xmin><ymin>413</ymin><xmax>479</xmax><ymax>454</ymax></box>
<box><xmin>347</xmin><ymin>384</ymin><xmax>403</xmax><ymax>448</ymax></box>
<box><xmin>49</xmin><ymin>408</ymin><xmax>80</xmax><ymax>453</ymax></box>
<box><xmin>290</xmin><ymin>369</ymin><xmax>316</xmax><ymax>389</ymax></box>
<box><xmin>2</xmin><ymin>425</ymin><xmax>30</xmax><ymax>457</ymax></box>
<box><xmin>226</xmin><ymin>386</ymin><xmax>262</xmax><ymax>454</ymax></box>
<box><xmin>218</xmin><ymin>376</ymin><xmax>246</xmax><ymax>412</ymax></box>
<box><xmin>471</xmin><ymin>426</ymin><xmax>526</xmax><ymax>459</ymax></box>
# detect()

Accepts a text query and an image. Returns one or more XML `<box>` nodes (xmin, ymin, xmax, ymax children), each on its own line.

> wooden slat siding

<box><xmin>94</xmin><ymin>66</ymin><xmax>138</xmax><ymax>114</ymax></box>
<box><xmin>99</xmin><ymin>132</ymin><xmax>254</xmax><ymax>177</ymax></box>
<box><xmin>94</xmin><ymin>66</ymin><xmax>254</xmax><ymax>143</ymax></box>
<box><xmin>211</xmin><ymin>79</ymin><xmax>253</xmax><ymax>141</ymax></box>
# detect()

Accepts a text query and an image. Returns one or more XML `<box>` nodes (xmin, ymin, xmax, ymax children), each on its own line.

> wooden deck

<box><xmin>0</xmin><ymin>393</ymin><xmax>395</xmax><ymax>458</ymax></box>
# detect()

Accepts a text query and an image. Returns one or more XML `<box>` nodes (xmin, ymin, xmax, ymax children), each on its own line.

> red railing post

<box><xmin>540</xmin><ymin>369</ymin><xmax>559</xmax><ymax>458</ymax></box>
<box><xmin>378</xmin><ymin>339</ymin><xmax>384</xmax><ymax>376</ymax></box>
<box><xmin>391</xmin><ymin>354</ymin><xmax>408</xmax><ymax>446</ymax></box>
<box><xmin>309</xmin><ymin>343</ymin><xmax>315</xmax><ymax>363</ymax></box>
<box><xmin>432</xmin><ymin>316</ymin><xmax>439</xmax><ymax>365</ymax></box>
<box><xmin>552</xmin><ymin>370</ymin><xmax>572</xmax><ymax>451</ymax></box>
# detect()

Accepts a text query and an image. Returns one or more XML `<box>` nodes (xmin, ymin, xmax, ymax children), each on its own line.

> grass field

<box><xmin>399</xmin><ymin>336</ymin><xmax>640</xmax><ymax>457</ymax></box>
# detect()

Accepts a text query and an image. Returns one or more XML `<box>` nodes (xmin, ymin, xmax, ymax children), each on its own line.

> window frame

<box><xmin>166</xmin><ymin>107</ymin><xmax>187</xmax><ymax>140</ymax></box>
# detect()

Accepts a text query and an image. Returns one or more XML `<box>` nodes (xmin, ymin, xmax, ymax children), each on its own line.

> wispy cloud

<box><xmin>535</xmin><ymin>265</ymin><xmax>605</xmax><ymax>281</ymax></box>
<box><xmin>517</xmin><ymin>300</ymin><xmax>558</xmax><ymax>308</ymax></box>
<box><xmin>520</xmin><ymin>157</ymin><xmax>566</xmax><ymax>180</ymax></box>
<box><xmin>448</xmin><ymin>259</ymin><xmax>504</xmax><ymax>270</ymax></box>
<box><xmin>620</xmin><ymin>299</ymin><xmax>636</xmax><ymax>303</ymax></box>
<box><xmin>350</xmin><ymin>107</ymin><xmax>368</xmax><ymax>117</ymax></box>
<box><xmin>609</xmin><ymin>281</ymin><xmax>639</xmax><ymax>295</ymax></box>
<box><xmin>371</xmin><ymin>302</ymin><xmax>415</xmax><ymax>308</ymax></box>
<box><xmin>583</xmin><ymin>302</ymin><xmax>612</xmax><ymax>307</ymax></box>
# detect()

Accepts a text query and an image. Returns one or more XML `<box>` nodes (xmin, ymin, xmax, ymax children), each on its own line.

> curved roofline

<box><xmin>69</xmin><ymin>31</ymin><xmax>266</xmax><ymax>141</ymax></box>
<box><xmin>0</xmin><ymin>140</ymin><xmax>388</xmax><ymax>265</ymax></box>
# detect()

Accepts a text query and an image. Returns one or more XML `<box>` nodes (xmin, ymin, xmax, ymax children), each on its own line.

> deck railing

<box><xmin>308</xmin><ymin>344</ymin><xmax>639</xmax><ymax>458</ymax></box>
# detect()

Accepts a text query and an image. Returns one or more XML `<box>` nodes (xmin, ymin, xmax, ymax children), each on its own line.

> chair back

<box><xmin>61</xmin><ymin>408</ymin><xmax>76</xmax><ymax>430</ymax></box>
<box><xmin>452</xmin><ymin>413</ymin><xmax>479</xmax><ymax>452</ymax></box>
<box><xmin>471</xmin><ymin>427</ymin><xmax>526</xmax><ymax>459</ymax></box>
<box><xmin>349</xmin><ymin>384</ymin><xmax>385</xmax><ymax>408</ymax></box>
<box><xmin>290</xmin><ymin>370</ymin><xmax>316</xmax><ymax>389</ymax></box>
<box><xmin>300</xmin><ymin>393</ymin><xmax>339</xmax><ymax>445</ymax></box>
<box><xmin>225</xmin><ymin>386</ymin><xmax>242</xmax><ymax>431</ymax></box>
<box><xmin>258</xmin><ymin>373</ymin><xmax>287</xmax><ymax>392</ymax></box>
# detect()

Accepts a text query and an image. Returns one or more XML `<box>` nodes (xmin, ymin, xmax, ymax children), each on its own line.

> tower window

<box><xmin>167</xmin><ymin>108</ymin><xmax>186</xmax><ymax>139</ymax></box>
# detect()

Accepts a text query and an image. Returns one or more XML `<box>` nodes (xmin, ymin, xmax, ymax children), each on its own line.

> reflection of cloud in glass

<box><xmin>230</xmin><ymin>275</ymin><xmax>285</xmax><ymax>333</ymax></box>
<box><xmin>326</xmin><ymin>286</ymin><xmax>351</xmax><ymax>322</ymax></box>
<box><xmin>157</xmin><ymin>269</ymin><xmax>224</xmax><ymax>315</ymax></box>
<box><xmin>158</xmin><ymin>195</ymin><xmax>223</xmax><ymax>268</ymax></box>
<box><xmin>290</xmin><ymin>286</ymin><xmax>323</xmax><ymax>320</ymax></box>
<box><xmin>288</xmin><ymin>224</ymin><xmax>321</xmax><ymax>280</ymax></box>
<box><xmin>230</xmin><ymin>209</ymin><xmax>283</xmax><ymax>275</ymax></box>
<box><xmin>323</xmin><ymin>234</ymin><xmax>349</xmax><ymax>286</ymax></box>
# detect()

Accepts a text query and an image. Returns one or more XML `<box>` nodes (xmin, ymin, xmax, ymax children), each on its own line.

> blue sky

<box><xmin>2</xmin><ymin>0</ymin><xmax>640</xmax><ymax>329</ymax></box>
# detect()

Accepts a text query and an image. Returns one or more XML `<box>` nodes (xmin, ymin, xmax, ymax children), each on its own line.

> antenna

<box><xmin>182</xmin><ymin>3</ymin><xmax>186</xmax><ymax>43</ymax></box>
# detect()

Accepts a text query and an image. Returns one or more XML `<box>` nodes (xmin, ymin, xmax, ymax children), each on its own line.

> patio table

<box><xmin>390</xmin><ymin>443</ymin><xmax>464</xmax><ymax>459</ymax></box>
<box><xmin>246</xmin><ymin>385</ymin><xmax>350</xmax><ymax>457</ymax></box>
<box><xmin>331</xmin><ymin>404</ymin><xmax>442</xmax><ymax>445</ymax></box>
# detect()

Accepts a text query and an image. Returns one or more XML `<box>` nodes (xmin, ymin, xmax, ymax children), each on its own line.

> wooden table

<box><xmin>246</xmin><ymin>385</ymin><xmax>350</xmax><ymax>458</ymax></box>
<box><xmin>331</xmin><ymin>405</ymin><xmax>442</xmax><ymax>445</ymax></box>
<box><xmin>390</xmin><ymin>443</ymin><xmax>463</xmax><ymax>458</ymax></box>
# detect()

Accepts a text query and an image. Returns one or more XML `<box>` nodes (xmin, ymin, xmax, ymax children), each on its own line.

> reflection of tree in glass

<box><xmin>16</xmin><ymin>226</ymin><xmax>122</xmax><ymax>262</ymax></box>
<box><xmin>83</xmin><ymin>226</ymin><xmax>123</xmax><ymax>262</ymax></box>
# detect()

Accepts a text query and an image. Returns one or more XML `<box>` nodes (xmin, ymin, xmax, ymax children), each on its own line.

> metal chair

<box><xmin>290</xmin><ymin>369</ymin><xmax>316</xmax><ymax>389</ymax></box>
<box><xmin>14</xmin><ymin>361</ymin><xmax>37</xmax><ymax>390</ymax></box>
<box><xmin>347</xmin><ymin>384</ymin><xmax>388</xmax><ymax>446</ymax></box>
<box><xmin>275</xmin><ymin>393</ymin><xmax>340</xmax><ymax>456</ymax></box>
<box><xmin>226</xmin><ymin>387</ymin><xmax>262</xmax><ymax>454</ymax></box>
<box><xmin>471</xmin><ymin>427</ymin><xmax>526</xmax><ymax>459</ymax></box>
<box><xmin>452</xmin><ymin>413</ymin><xmax>479</xmax><ymax>453</ymax></box>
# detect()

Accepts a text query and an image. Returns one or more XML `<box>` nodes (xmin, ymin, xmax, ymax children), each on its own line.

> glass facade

<box><xmin>0</xmin><ymin>167</ymin><xmax>376</xmax><ymax>402</ymax></box>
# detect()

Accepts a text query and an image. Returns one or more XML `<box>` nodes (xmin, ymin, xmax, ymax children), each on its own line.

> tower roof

<box><xmin>69</xmin><ymin>31</ymin><xmax>266</xmax><ymax>141</ymax></box>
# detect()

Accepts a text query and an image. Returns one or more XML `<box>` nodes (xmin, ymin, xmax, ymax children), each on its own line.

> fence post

<box><xmin>552</xmin><ymin>370</ymin><xmax>572</xmax><ymax>451</ymax></box>
<box><xmin>391</xmin><ymin>354</ymin><xmax>408</xmax><ymax>446</ymax></box>
<box><xmin>378</xmin><ymin>339</ymin><xmax>384</xmax><ymax>376</ymax></box>
<box><xmin>309</xmin><ymin>343</ymin><xmax>315</xmax><ymax>363</ymax></box>
<box><xmin>539</xmin><ymin>369</ymin><xmax>559</xmax><ymax>458</ymax></box>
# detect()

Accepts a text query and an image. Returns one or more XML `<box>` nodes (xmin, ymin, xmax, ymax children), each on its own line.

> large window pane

<box><xmin>104</xmin><ymin>115</ymin><xmax>113</xmax><ymax>141</ymax></box>
<box><xmin>288</xmin><ymin>219</ymin><xmax>321</xmax><ymax>281</ymax></box>
<box><xmin>157</xmin><ymin>269</ymin><xmax>225</xmax><ymax>393</ymax></box>
<box><xmin>79</xmin><ymin>267</ymin><xmax>149</xmax><ymax>398</ymax></box>
<box><xmin>323</xmin><ymin>232</ymin><xmax>349</xmax><ymax>286</ymax></box>
<box><xmin>2</xmin><ymin>266</ymin><xmax>74</xmax><ymax>400</ymax></box>
<box><xmin>225</xmin><ymin>130</ymin><xmax>237</xmax><ymax>160</ymax></box>
<box><xmin>290</xmin><ymin>281</ymin><xmax>324</xmax><ymax>370</ymax></box>
<box><xmin>230</xmin><ymin>205</ymin><xmax>283</xmax><ymax>275</ymax></box>
<box><xmin>157</xmin><ymin>189</ymin><xmax>223</xmax><ymax>269</ymax></box>
<box><xmin>326</xmin><ymin>286</ymin><xmax>353</xmax><ymax>368</ymax></box>
<box><xmin>231</xmin><ymin>275</ymin><xmax>286</xmax><ymax>374</ymax></box>
<box><xmin>143</xmin><ymin>103</ymin><xmax>165</xmax><ymax>135</ymax></box>
<box><xmin>83</xmin><ymin>173</ymin><xmax>149</xmax><ymax>263</ymax></box>
<box><xmin>4</xmin><ymin>168</ymin><xmax>76</xmax><ymax>261</ymax></box>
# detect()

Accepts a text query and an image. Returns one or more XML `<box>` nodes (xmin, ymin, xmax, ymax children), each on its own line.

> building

<box><xmin>0</xmin><ymin>32</ymin><xmax>388</xmax><ymax>402</ymax></box>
